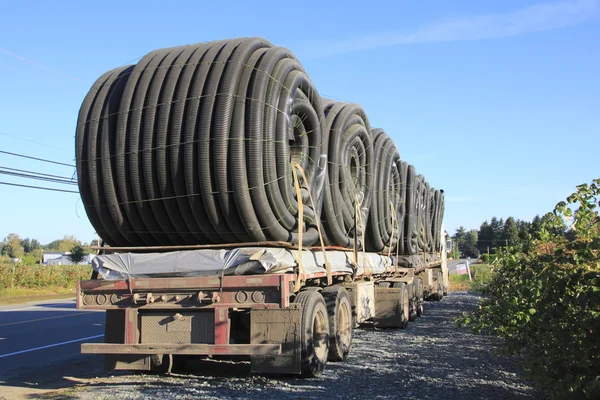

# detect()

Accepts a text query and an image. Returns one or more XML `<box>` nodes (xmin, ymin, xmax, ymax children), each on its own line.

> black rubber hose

<box><xmin>403</xmin><ymin>164</ymin><xmax>418</xmax><ymax>255</ymax></box>
<box><xmin>76</xmin><ymin>68</ymin><xmax>121</xmax><ymax>245</ymax></box>
<box><xmin>80</xmin><ymin>67</ymin><xmax>132</xmax><ymax>246</ymax></box>
<box><xmin>366</xmin><ymin>129</ymin><xmax>401</xmax><ymax>253</ymax></box>
<box><xmin>396</xmin><ymin>160</ymin><xmax>408</xmax><ymax>254</ymax></box>
<box><xmin>77</xmin><ymin>38</ymin><xmax>443</xmax><ymax>250</ymax></box>
<box><xmin>77</xmin><ymin>38</ymin><xmax>326</xmax><ymax>247</ymax></box>
<box><xmin>98</xmin><ymin>66</ymin><xmax>146</xmax><ymax>246</ymax></box>
<box><xmin>321</xmin><ymin>100</ymin><xmax>373</xmax><ymax>249</ymax></box>
<box><xmin>115</xmin><ymin>51</ymin><xmax>167</xmax><ymax>245</ymax></box>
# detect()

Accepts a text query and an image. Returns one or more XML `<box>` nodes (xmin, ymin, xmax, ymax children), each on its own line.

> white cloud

<box><xmin>306</xmin><ymin>0</ymin><xmax>599</xmax><ymax>56</ymax></box>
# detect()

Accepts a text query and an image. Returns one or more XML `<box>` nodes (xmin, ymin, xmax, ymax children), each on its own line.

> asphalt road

<box><xmin>0</xmin><ymin>299</ymin><xmax>106</xmax><ymax>398</ymax></box>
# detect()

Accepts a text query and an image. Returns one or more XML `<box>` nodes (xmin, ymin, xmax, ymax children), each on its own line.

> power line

<box><xmin>0</xmin><ymin>169</ymin><xmax>77</xmax><ymax>185</ymax></box>
<box><xmin>0</xmin><ymin>132</ymin><xmax>72</xmax><ymax>153</ymax></box>
<box><xmin>0</xmin><ymin>165</ymin><xmax>75</xmax><ymax>181</ymax></box>
<box><xmin>0</xmin><ymin>181</ymin><xmax>79</xmax><ymax>194</ymax></box>
<box><xmin>0</xmin><ymin>150</ymin><xmax>74</xmax><ymax>167</ymax></box>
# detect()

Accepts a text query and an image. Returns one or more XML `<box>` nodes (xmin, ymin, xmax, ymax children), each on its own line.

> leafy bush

<box><xmin>480</xmin><ymin>253</ymin><xmax>497</xmax><ymax>263</ymax></box>
<box><xmin>469</xmin><ymin>264</ymin><xmax>495</xmax><ymax>291</ymax></box>
<box><xmin>457</xmin><ymin>179</ymin><xmax>600</xmax><ymax>399</ymax></box>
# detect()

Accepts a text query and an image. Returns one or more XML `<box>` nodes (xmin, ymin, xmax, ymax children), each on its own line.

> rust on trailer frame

<box><xmin>77</xmin><ymin>274</ymin><xmax>296</xmax><ymax>311</ymax></box>
<box><xmin>214</xmin><ymin>307</ymin><xmax>229</xmax><ymax>345</ymax></box>
<box><xmin>81</xmin><ymin>343</ymin><xmax>282</xmax><ymax>356</ymax></box>
<box><xmin>79</xmin><ymin>274</ymin><xmax>293</xmax><ymax>292</ymax></box>
<box><xmin>124</xmin><ymin>309</ymin><xmax>137</xmax><ymax>344</ymax></box>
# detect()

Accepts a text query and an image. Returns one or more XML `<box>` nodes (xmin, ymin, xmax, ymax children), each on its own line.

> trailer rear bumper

<box><xmin>81</xmin><ymin>343</ymin><xmax>281</xmax><ymax>356</ymax></box>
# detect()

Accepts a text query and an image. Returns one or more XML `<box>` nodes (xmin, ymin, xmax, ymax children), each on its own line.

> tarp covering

<box><xmin>92</xmin><ymin>247</ymin><xmax>400</xmax><ymax>280</ymax></box>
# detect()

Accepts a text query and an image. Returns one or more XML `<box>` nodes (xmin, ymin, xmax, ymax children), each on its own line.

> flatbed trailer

<box><xmin>77</xmin><ymin>244</ymin><xmax>448</xmax><ymax>377</ymax></box>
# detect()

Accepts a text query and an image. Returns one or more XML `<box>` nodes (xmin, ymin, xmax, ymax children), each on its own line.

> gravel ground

<box><xmin>40</xmin><ymin>292</ymin><xmax>543</xmax><ymax>400</ymax></box>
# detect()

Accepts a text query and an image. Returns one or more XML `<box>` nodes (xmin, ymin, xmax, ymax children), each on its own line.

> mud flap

<box><xmin>103</xmin><ymin>310</ymin><xmax>152</xmax><ymax>371</ymax></box>
<box><xmin>250</xmin><ymin>306</ymin><xmax>301</xmax><ymax>375</ymax></box>
<box><xmin>373</xmin><ymin>287</ymin><xmax>406</xmax><ymax>328</ymax></box>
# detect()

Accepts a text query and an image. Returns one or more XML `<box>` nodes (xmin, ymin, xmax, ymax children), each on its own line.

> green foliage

<box><xmin>57</xmin><ymin>235</ymin><xmax>81</xmax><ymax>252</ymax></box>
<box><xmin>502</xmin><ymin>217</ymin><xmax>520</xmax><ymax>246</ymax></box>
<box><xmin>469</xmin><ymin>263</ymin><xmax>495</xmax><ymax>291</ymax></box>
<box><xmin>68</xmin><ymin>245</ymin><xmax>86</xmax><ymax>264</ymax></box>
<box><xmin>452</xmin><ymin>227</ymin><xmax>479</xmax><ymax>258</ymax></box>
<box><xmin>1</xmin><ymin>233</ymin><xmax>25</xmax><ymax>259</ymax></box>
<box><xmin>457</xmin><ymin>179</ymin><xmax>600</xmax><ymax>399</ymax></box>
<box><xmin>21</xmin><ymin>238</ymin><xmax>41</xmax><ymax>253</ymax></box>
<box><xmin>480</xmin><ymin>253</ymin><xmax>498</xmax><ymax>263</ymax></box>
<box><xmin>0</xmin><ymin>263</ymin><xmax>92</xmax><ymax>291</ymax></box>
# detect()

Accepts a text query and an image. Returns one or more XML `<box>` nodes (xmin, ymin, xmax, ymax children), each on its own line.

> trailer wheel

<box><xmin>438</xmin><ymin>272</ymin><xmax>445</xmax><ymax>299</ymax></box>
<box><xmin>391</xmin><ymin>283</ymin><xmax>409</xmax><ymax>329</ymax></box>
<box><xmin>431</xmin><ymin>272</ymin><xmax>443</xmax><ymax>301</ymax></box>
<box><xmin>406</xmin><ymin>283</ymin><xmax>418</xmax><ymax>322</ymax></box>
<box><xmin>150</xmin><ymin>354</ymin><xmax>173</xmax><ymax>373</ymax></box>
<box><xmin>322</xmin><ymin>286</ymin><xmax>352</xmax><ymax>362</ymax></box>
<box><xmin>414</xmin><ymin>278</ymin><xmax>424</xmax><ymax>317</ymax></box>
<box><xmin>294</xmin><ymin>290</ymin><xmax>330</xmax><ymax>377</ymax></box>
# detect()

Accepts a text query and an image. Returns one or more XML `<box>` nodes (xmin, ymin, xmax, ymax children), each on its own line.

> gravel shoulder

<box><xmin>36</xmin><ymin>292</ymin><xmax>543</xmax><ymax>400</ymax></box>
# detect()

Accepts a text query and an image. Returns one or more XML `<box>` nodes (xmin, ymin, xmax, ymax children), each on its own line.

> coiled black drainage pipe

<box><xmin>321</xmin><ymin>100</ymin><xmax>373</xmax><ymax>249</ymax></box>
<box><xmin>76</xmin><ymin>38</ymin><xmax>326</xmax><ymax>247</ymax></box>
<box><xmin>365</xmin><ymin>129</ymin><xmax>402</xmax><ymax>253</ymax></box>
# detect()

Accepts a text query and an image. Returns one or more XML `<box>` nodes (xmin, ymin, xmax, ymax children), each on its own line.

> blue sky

<box><xmin>0</xmin><ymin>0</ymin><xmax>598</xmax><ymax>244</ymax></box>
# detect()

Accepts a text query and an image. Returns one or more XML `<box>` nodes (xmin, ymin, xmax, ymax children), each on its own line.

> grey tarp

<box><xmin>92</xmin><ymin>247</ymin><xmax>396</xmax><ymax>280</ymax></box>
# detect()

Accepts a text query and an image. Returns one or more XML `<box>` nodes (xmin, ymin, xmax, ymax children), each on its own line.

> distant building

<box><xmin>43</xmin><ymin>252</ymin><xmax>96</xmax><ymax>265</ymax></box>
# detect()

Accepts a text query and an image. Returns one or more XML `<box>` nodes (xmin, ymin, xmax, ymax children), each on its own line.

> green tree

<box><xmin>44</xmin><ymin>239</ymin><xmax>61</xmax><ymax>251</ymax></box>
<box><xmin>501</xmin><ymin>217</ymin><xmax>519</xmax><ymax>247</ymax></box>
<box><xmin>530</xmin><ymin>214</ymin><xmax>543</xmax><ymax>237</ymax></box>
<box><xmin>58</xmin><ymin>235</ymin><xmax>81</xmax><ymax>252</ymax></box>
<box><xmin>463</xmin><ymin>230</ymin><xmax>479</xmax><ymax>258</ymax></box>
<box><xmin>68</xmin><ymin>245</ymin><xmax>86</xmax><ymax>264</ymax></box>
<box><xmin>21</xmin><ymin>238</ymin><xmax>41</xmax><ymax>254</ymax></box>
<box><xmin>477</xmin><ymin>220</ymin><xmax>492</xmax><ymax>253</ymax></box>
<box><xmin>489</xmin><ymin>217</ymin><xmax>504</xmax><ymax>250</ymax></box>
<box><xmin>1</xmin><ymin>233</ymin><xmax>25</xmax><ymax>259</ymax></box>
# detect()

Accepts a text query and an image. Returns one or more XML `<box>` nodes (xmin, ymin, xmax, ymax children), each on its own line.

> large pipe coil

<box><xmin>76</xmin><ymin>37</ymin><xmax>445</xmax><ymax>254</ymax></box>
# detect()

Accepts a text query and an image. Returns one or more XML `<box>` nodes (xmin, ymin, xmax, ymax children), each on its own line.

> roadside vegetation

<box><xmin>0</xmin><ymin>234</ymin><xmax>95</xmax><ymax>302</ymax></box>
<box><xmin>449</xmin><ymin>264</ymin><xmax>494</xmax><ymax>291</ymax></box>
<box><xmin>0</xmin><ymin>262</ymin><xmax>92</xmax><ymax>300</ymax></box>
<box><xmin>457</xmin><ymin>179</ymin><xmax>600</xmax><ymax>399</ymax></box>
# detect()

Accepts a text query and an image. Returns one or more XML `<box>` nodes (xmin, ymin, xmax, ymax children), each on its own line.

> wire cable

<box><xmin>0</xmin><ymin>181</ymin><xmax>78</xmax><ymax>193</ymax></box>
<box><xmin>0</xmin><ymin>150</ymin><xmax>74</xmax><ymax>167</ymax></box>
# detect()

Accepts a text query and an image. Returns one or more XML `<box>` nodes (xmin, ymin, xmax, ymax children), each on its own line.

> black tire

<box><xmin>391</xmin><ymin>282</ymin><xmax>409</xmax><ymax>329</ymax></box>
<box><xmin>430</xmin><ymin>272</ymin><xmax>443</xmax><ymax>301</ymax></box>
<box><xmin>406</xmin><ymin>282</ymin><xmax>418</xmax><ymax>322</ymax></box>
<box><xmin>322</xmin><ymin>286</ymin><xmax>353</xmax><ymax>362</ymax></box>
<box><xmin>414</xmin><ymin>278</ymin><xmax>424</xmax><ymax>317</ymax></box>
<box><xmin>150</xmin><ymin>354</ymin><xmax>170</xmax><ymax>373</ymax></box>
<box><xmin>294</xmin><ymin>290</ymin><xmax>330</xmax><ymax>377</ymax></box>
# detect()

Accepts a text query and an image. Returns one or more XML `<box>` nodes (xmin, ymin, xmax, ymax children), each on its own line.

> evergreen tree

<box><xmin>502</xmin><ymin>217</ymin><xmax>520</xmax><ymax>246</ymax></box>
<box><xmin>478</xmin><ymin>220</ymin><xmax>491</xmax><ymax>253</ymax></box>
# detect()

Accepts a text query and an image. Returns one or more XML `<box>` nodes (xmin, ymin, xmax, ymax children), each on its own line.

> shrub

<box><xmin>480</xmin><ymin>253</ymin><xmax>498</xmax><ymax>263</ymax></box>
<box><xmin>457</xmin><ymin>179</ymin><xmax>600</xmax><ymax>399</ymax></box>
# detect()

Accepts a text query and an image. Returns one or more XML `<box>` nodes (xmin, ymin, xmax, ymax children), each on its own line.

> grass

<box><xmin>449</xmin><ymin>263</ymin><xmax>494</xmax><ymax>292</ymax></box>
<box><xmin>0</xmin><ymin>287</ymin><xmax>78</xmax><ymax>305</ymax></box>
